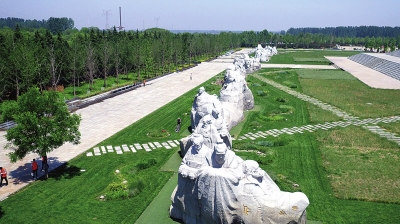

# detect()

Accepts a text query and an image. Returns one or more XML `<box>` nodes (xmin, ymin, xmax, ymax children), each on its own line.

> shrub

<box><xmin>136</xmin><ymin>158</ymin><xmax>158</xmax><ymax>170</ymax></box>
<box><xmin>279</xmin><ymin>105</ymin><xmax>294</xmax><ymax>113</ymax></box>
<box><xmin>275</xmin><ymin>97</ymin><xmax>287</xmax><ymax>103</ymax></box>
<box><xmin>257</xmin><ymin>90</ymin><xmax>267</xmax><ymax>96</ymax></box>
<box><xmin>257</xmin><ymin>141</ymin><xmax>274</xmax><ymax>147</ymax></box>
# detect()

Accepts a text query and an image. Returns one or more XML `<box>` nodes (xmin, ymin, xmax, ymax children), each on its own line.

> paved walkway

<box><xmin>326</xmin><ymin>56</ymin><xmax>400</xmax><ymax>89</ymax></box>
<box><xmin>0</xmin><ymin>50</ymin><xmax>250</xmax><ymax>201</ymax></box>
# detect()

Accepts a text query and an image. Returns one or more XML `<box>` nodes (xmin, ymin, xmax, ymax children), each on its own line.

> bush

<box><xmin>257</xmin><ymin>141</ymin><xmax>274</xmax><ymax>147</ymax></box>
<box><xmin>257</xmin><ymin>90</ymin><xmax>267</xmax><ymax>96</ymax></box>
<box><xmin>275</xmin><ymin>97</ymin><xmax>287</xmax><ymax>103</ymax></box>
<box><xmin>136</xmin><ymin>158</ymin><xmax>158</xmax><ymax>170</ymax></box>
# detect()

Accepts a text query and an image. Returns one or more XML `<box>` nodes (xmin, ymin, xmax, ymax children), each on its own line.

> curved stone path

<box><xmin>237</xmin><ymin>74</ymin><xmax>400</xmax><ymax>146</ymax></box>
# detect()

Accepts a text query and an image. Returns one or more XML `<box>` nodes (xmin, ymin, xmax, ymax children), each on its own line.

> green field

<box><xmin>1</xmin><ymin>51</ymin><xmax>400</xmax><ymax>223</ymax></box>
<box><xmin>268</xmin><ymin>49</ymin><xmax>360</xmax><ymax>65</ymax></box>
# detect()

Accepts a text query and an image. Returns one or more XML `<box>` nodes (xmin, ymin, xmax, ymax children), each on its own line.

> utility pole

<box><xmin>155</xmin><ymin>17</ymin><xmax>160</xmax><ymax>28</ymax></box>
<box><xmin>117</xmin><ymin>7</ymin><xmax>124</xmax><ymax>31</ymax></box>
<box><xmin>103</xmin><ymin>10</ymin><xmax>111</xmax><ymax>30</ymax></box>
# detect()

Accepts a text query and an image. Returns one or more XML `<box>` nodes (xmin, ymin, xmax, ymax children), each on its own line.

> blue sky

<box><xmin>0</xmin><ymin>0</ymin><xmax>399</xmax><ymax>31</ymax></box>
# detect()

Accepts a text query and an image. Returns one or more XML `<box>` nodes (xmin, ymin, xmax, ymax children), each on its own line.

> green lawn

<box><xmin>268</xmin><ymin>49</ymin><xmax>360</xmax><ymax>65</ymax></box>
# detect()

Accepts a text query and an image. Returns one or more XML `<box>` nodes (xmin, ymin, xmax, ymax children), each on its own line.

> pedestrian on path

<box><xmin>41</xmin><ymin>155</ymin><xmax>47</xmax><ymax>171</ymax></box>
<box><xmin>143</xmin><ymin>79</ymin><xmax>146</xmax><ymax>87</ymax></box>
<box><xmin>32</xmin><ymin>159</ymin><xmax>38</xmax><ymax>180</ymax></box>
<box><xmin>0</xmin><ymin>167</ymin><xmax>8</xmax><ymax>186</ymax></box>
<box><xmin>190</xmin><ymin>73</ymin><xmax>192</xmax><ymax>80</ymax></box>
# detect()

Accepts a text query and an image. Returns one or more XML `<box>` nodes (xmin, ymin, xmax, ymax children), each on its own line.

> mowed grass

<box><xmin>293</xmin><ymin>58</ymin><xmax>329</xmax><ymax>62</ymax></box>
<box><xmin>297</xmin><ymin>69</ymin><xmax>358</xmax><ymax>80</ymax></box>
<box><xmin>268</xmin><ymin>49</ymin><xmax>360</xmax><ymax>65</ymax></box>
<box><xmin>299</xmin><ymin>77</ymin><xmax>400</xmax><ymax>118</ymax></box>
<box><xmin>316</xmin><ymin>126</ymin><xmax>400</xmax><ymax>203</ymax></box>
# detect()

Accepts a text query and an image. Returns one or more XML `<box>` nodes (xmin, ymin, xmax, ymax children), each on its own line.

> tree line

<box><xmin>1</xmin><ymin>24</ymin><xmax>400</xmax><ymax>102</ymax></box>
<box><xmin>0</xmin><ymin>17</ymin><xmax>74</xmax><ymax>33</ymax></box>
<box><xmin>0</xmin><ymin>25</ymin><xmax>242</xmax><ymax>101</ymax></box>
<box><xmin>287</xmin><ymin>26</ymin><xmax>400</xmax><ymax>38</ymax></box>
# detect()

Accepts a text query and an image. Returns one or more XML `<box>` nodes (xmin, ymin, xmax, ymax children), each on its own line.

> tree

<box><xmin>4</xmin><ymin>88</ymin><xmax>81</xmax><ymax>178</ymax></box>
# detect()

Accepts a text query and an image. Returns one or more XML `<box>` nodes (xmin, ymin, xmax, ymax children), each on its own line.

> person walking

<box><xmin>32</xmin><ymin>159</ymin><xmax>38</xmax><ymax>180</ymax></box>
<box><xmin>0</xmin><ymin>167</ymin><xmax>8</xmax><ymax>186</ymax></box>
<box><xmin>175</xmin><ymin>117</ymin><xmax>182</xmax><ymax>132</ymax></box>
<box><xmin>143</xmin><ymin>79</ymin><xmax>146</xmax><ymax>87</ymax></box>
<box><xmin>41</xmin><ymin>155</ymin><xmax>47</xmax><ymax>171</ymax></box>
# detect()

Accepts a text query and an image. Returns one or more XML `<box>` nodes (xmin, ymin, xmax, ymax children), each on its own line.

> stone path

<box><xmin>85</xmin><ymin>140</ymin><xmax>180</xmax><ymax>157</ymax></box>
<box><xmin>237</xmin><ymin>74</ymin><xmax>400</xmax><ymax>146</ymax></box>
<box><xmin>237</xmin><ymin>116</ymin><xmax>400</xmax><ymax>146</ymax></box>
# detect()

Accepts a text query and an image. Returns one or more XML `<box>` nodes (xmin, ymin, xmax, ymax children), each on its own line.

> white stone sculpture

<box><xmin>171</xmin><ymin>141</ymin><xmax>309</xmax><ymax>224</ymax></box>
<box><xmin>190</xmin><ymin>87</ymin><xmax>220</xmax><ymax>131</ymax></box>
<box><xmin>254</xmin><ymin>44</ymin><xmax>278</xmax><ymax>62</ymax></box>
<box><xmin>171</xmin><ymin>47</ymin><xmax>306</xmax><ymax>224</ymax></box>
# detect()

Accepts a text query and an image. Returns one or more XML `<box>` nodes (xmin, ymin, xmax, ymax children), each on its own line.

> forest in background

<box><xmin>1</xmin><ymin>17</ymin><xmax>400</xmax><ymax>101</ymax></box>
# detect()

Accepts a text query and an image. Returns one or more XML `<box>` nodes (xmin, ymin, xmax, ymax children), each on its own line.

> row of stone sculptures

<box><xmin>254</xmin><ymin>44</ymin><xmax>278</xmax><ymax>62</ymax></box>
<box><xmin>170</xmin><ymin>51</ymin><xmax>309</xmax><ymax>224</ymax></box>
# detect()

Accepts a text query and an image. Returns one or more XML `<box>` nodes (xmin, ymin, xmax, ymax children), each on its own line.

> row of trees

<box><xmin>287</xmin><ymin>26</ymin><xmax>400</xmax><ymax>38</ymax></box>
<box><xmin>0</xmin><ymin>26</ymin><xmax>240</xmax><ymax>100</ymax></box>
<box><xmin>1</xmin><ymin>25</ymin><xmax>400</xmax><ymax>101</ymax></box>
<box><xmin>0</xmin><ymin>17</ymin><xmax>74</xmax><ymax>33</ymax></box>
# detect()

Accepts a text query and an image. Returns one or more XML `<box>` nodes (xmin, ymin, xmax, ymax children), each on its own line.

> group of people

<box><xmin>31</xmin><ymin>156</ymin><xmax>48</xmax><ymax>180</ymax></box>
<box><xmin>0</xmin><ymin>155</ymin><xmax>49</xmax><ymax>186</ymax></box>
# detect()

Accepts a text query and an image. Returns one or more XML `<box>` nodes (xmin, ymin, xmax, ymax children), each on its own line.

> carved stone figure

<box><xmin>170</xmin><ymin>134</ymin><xmax>212</xmax><ymax>224</ymax></box>
<box><xmin>190</xmin><ymin>87</ymin><xmax>219</xmax><ymax>131</ymax></box>
<box><xmin>171</xmin><ymin>48</ymin><xmax>307</xmax><ymax>224</ymax></box>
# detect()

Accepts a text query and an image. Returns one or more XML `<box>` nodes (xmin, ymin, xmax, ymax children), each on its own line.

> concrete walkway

<box><xmin>326</xmin><ymin>56</ymin><xmax>400</xmax><ymax>89</ymax></box>
<box><xmin>0</xmin><ymin>50</ymin><xmax>250</xmax><ymax>201</ymax></box>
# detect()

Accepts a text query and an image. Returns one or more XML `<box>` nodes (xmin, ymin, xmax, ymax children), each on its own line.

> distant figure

<box><xmin>190</xmin><ymin>73</ymin><xmax>192</xmax><ymax>80</ymax></box>
<box><xmin>0</xmin><ymin>167</ymin><xmax>8</xmax><ymax>186</ymax></box>
<box><xmin>176</xmin><ymin>117</ymin><xmax>182</xmax><ymax>132</ymax></box>
<box><xmin>32</xmin><ymin>159</ymin><xmax>38</xmax><ymax>180</ymax></box>
<box><xmin>41</xmin><ymin>155</ymin><xmax>48</xmax><ymax>171</ymax></box>
<box><xmin>143</xmin><ymin>79</ymin><xmax>146</xmax><ymax>86</ymax></box>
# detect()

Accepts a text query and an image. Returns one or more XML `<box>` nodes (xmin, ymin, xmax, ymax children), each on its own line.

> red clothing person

<box><xmin>0</xmin><ymin>167</ymin><xmax>8</xmax><ymax>186</ymax></box>
<box><xmin>32</xmin><ymin>159</ymin><xmax>38</xmax><ymax>180</ymax></box>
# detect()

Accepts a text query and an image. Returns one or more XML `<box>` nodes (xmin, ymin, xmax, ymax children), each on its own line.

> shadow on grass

<box><xmin>0</xmin><ymin>206</ymin><xmax>4</xmax><ymax>219</ymax></box>
<box><xmin>47</xmin><ymin>163</ymin><xmax>82</xmax><ymax>180</ymax></box>
<box><xmin>9</xmin><ymin>156</ymin><xmax>64</xmax><ymax>185</ymax></box>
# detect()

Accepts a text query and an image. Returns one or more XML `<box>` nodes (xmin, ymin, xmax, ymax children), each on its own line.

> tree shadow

<box><xmin>47</xmin><ymin>162</ymin><xmax>82</xmax><ymax>180</ymax></box>
<box><xmin>9</xmin><ymin>157</ymin><xmax>80</xmax><ymax>184</ymax></box>
<box><xmin>0</xmin><ymin>206</ymin><xmax>4</xmax><ymax>219</ymax></box>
